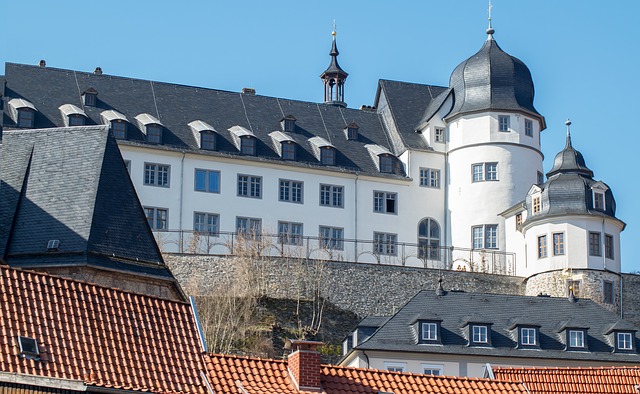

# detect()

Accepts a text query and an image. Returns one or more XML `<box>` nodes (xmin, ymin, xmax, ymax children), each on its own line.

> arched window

<box><xmin>418</xmin><ymin>218</ymin><xmax>440</xmax><ymax>260</ymax></box>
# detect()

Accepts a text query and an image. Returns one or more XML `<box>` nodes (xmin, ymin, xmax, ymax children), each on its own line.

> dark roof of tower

<box><xmin>321</xmin><ymin>36</ymin><xmax>348</xmax><ymax>78</ymax></box>
<box><xmin>0</xmin><ymin>125</ymin><xmax>176</xmax><ymax>281</ymax></box>
<box><xmin>546</xmin><ymin>133</ymin><xmax>594</xmax><ymax>178</ymax></box>
<box><xmin>443</xmin><ymin>33</ymin><xmax>542</xmax><ymax>122</ymax></box>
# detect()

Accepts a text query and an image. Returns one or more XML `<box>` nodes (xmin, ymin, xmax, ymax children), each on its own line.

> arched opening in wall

<box><xmin>418</xmin><ymin>218</ymin><xmax>440</xmax><ymax>263</ymax></box>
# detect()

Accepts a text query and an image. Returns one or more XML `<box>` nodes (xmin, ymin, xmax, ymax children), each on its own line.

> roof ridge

<box><xmin>0</xmin><ymin>264</ymin><xmax>190</xmax><ymax>305</ymax></box>
<box><xmin>207</xmin><ymin>353</ymin><xmax>287</xmax><ymax>364</ymax></box>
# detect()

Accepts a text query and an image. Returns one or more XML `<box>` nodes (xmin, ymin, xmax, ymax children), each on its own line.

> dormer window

<box><xmin>615</xmin><ymin>331</ymin><xmax>635</xmax><ymax>352</ymax></box>
<box><xmin>532</xmin><ymin>196</ymin><xmax>541</xmax><ymax>214</ymax></box>
<box><xmin>17</xmin><ymin>108</ymin><xmax>35</xmax><ymax>128</ymax></box>
<box><xmin>593</xmin><ymin>191</ymin><xmax>605</xmax><ymax>210</ymax></box>
<box><xmin>281</xmin><ymin>115</ymin><xmax>297</xmax><ymax>133</ymax></box>
<box><xmin>18</xmin><ymin>336</ymin><xmax>39</xmax><ymax>358</ymax></box>
<box><xmin>59</xmin><ymin>104</ymin><xmax>87</xmax><ymax>127</ymax></box>
<box><xmin>517</xmin><ymin>326</ymin><xmax>539</xmax><ymax>348</ymax></box>
<box><xmin>8</xmin><ymin>98</ymin><xmax>38</xmax><ymax>128</ymax></box>
<box><xmin>321</xmin><ymin>147</ymin><xmax>335</xmax><ymax>165</ymax></box>
<box><xmin>345</xmin><ymin>123</ymin><xmax>359</xmax><ymax>141</ymax></box>
<box><xmin>111</xmin><ymin>120</ymin><xmax>127</xmax><ymax>139</ymax></box>
<box><xmin>379</xmin><ymin>155</ymin><xmax>394</xmax><ymax>173</ymax></box>
<box><xmin>568</xmin><ymin>329</ymin><xmax>586</xmax><ymax>349</ymax></box>
<box><xmin>82</xmin><ymin>88</ymin><xmax>98</xmax><ymax>107</ymax></box>
<box><xmin>471</xmin><ymin>324</ymin><xmax>490</xmax><ymax>345</ymax></box>
<box><xmin>147</xmin><ymin>124</ymin><xmax>163</xmax><ymax>144</ymax></box>
<box><xmin>241</xmin><ymin>136</ymin><xmax>256</xmax><ymax>155</ymax></box>
<box><xmin>282</xmin><ymin>142</ymin><xmax>296</xmax><ymax>160</ymax></box>
<box><xmin>419</xmin><ymin>321</ymin><xmax>441</xmax><ymax>344</ymax></box>
<box><xmin>134</xmin><ymin>113</ymin><xmax>164</xmax><ymax>144</ymax></box>
<box><xmin>434</xmin><ymin>127</ymin><xmax>444</xmax><ymax>143</ymax></box>
<box><xmin>201</xmin><ymin>131</ymin><xmax>216</xmax><ymax>150</ymax></box>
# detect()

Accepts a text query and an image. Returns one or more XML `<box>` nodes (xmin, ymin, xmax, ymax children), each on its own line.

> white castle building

<box><xmin>0</xmin><ymin>25</ymin><xmax>625</xmax><ymax>300</ymax></box>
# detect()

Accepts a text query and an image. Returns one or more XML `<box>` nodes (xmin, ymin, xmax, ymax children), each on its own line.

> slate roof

<box><xmin>0</xmin><ymin>125</ymin><xmax>176</xmax><ymax>282</ymax></box>
<box><xmin>419</xmin><ymin>34</ymin><xmax>543</xmax><ymax>127</ymax></box>
<box><xmin>204</xmin><ymin>353</ymin><xmax>528</xmax><ymax>394</ymax></box>
<box><xmin>0</xmin><ymin>265</ymin><xmax>206</xmax><ymax>393</ymax></box>
<box><xmin>1</xmin><ymin>63</ymin><xmax>406</xmax><ymax>178</ymax></box>
<box><xmin>375</xmin><ymin>79</ymin><xmax>447</xmax><ymax>152</ymax></box>
<box><xmin>492</xmin><ymin>366</ymin><xmax>640</xmax><ymax>394</ymax></box>
<box><xmin>352</xmin><ymin>290</ymin><xmax>640</xmax><ymax>363</ymax></box>
<box><xmin>523</xmin><ymin>133</ymin><xmax>622</xmax><ymax>227</ymax></box>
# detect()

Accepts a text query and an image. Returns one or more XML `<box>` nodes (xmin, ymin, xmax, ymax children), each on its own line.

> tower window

<box><xmin>605</xmin><ymin>234</ymin><xmax>614</xmax><ymax>259</ymax></box>
<box><xmin>525</xmin><ymin>119</ymin><xmax>533</xmax><ymax>137</ymax></box>
<box><xmin>553</xmin><ymin>233</ymin><xmax>565</xmax><ymax>255</ymax></box>
<box><xmin>589</xmin><ymin>232</ymin><xmax>601</xmax><ymax>256</ymax></box>
<box><xmin>498</xmin><ymin>115</ymin><xmax>510</xmax><ymax>132</ymax></box>
<box><xmin>593</xmin><ymin>191</ymin><xmax>605</xmax><ymax>210</ymax></box>
<box><xmin>537</xmin><ymin>235</ymin><xmax>547</xmax><ymax>258</ymax></box>
<box><xmin>472</xmin><ymin>162</ymin><xmax>498</xmax><ymax>182</ymax></box>
<box><xmin>532</xmin><ymin>196</ymin><xmax>541</xmax><ymax>213</ymax></box>
<box><xmin>603</xmin><ymin>281</ymin><xmax>614</xmax><ymax>304</ymax></box>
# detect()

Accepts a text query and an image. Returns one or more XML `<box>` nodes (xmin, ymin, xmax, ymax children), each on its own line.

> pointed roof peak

<box><xmin>547</xmin><ymin>120</ymin><xmax>594</xmax><ymax>178</ymax></box>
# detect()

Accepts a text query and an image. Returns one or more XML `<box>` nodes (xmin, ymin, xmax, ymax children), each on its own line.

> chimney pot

<box><xmin>38</xmin><ymin>60</ymin><xmax>46</xmax><ymax>68</ymax></box>
<box><xmin>94</xmin><ymin>67</ymin><xmax>103</xmax><ymax>75</ymax></box>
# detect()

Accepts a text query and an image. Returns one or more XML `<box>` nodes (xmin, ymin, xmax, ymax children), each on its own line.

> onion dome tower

<box><xmin>521</xmin><ymin>120</ymin><xmax>625</xmax><ymax>274</ymax></box>
<box><xmin>320</xmin><ymin>29</ymin><xmax>348</xmax><ymax>107</ymax></box>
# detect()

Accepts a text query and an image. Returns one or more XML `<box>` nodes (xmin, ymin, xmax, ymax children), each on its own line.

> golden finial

<box><xmin>332</xmin><ymin>20</ymin><xmax>337</xmax><ymax>37</ymax></box>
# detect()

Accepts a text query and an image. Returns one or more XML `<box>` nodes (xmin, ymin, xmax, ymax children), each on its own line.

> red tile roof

<box><xmin>0</xmin><ymin>266</ymin><xmax>206</xmax><ymax>393</ymax></box>
<box><xmin>204</xmin><ymin>353</ymin><xmax>529</xmax><ymax>394</ymax></box>
<box><xmin>493</xmin><ymin>366</ymin><xmax>640</xmax><ymax>394</ymax></box>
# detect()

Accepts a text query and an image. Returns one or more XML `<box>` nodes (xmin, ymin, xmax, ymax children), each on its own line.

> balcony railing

<box><xmin>152</xmin><ymin>229</ymin><xmax>516</xmax><ymax>276</ymax></box>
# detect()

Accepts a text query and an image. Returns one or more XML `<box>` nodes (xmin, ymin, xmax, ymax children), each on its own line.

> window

<box><xmin>379</xmin><ymin>155</ymin><xmax>394</xmax><ymax>173</ymax></box>
<box><xmin>238</xmin><ymin>175</ymin><xmax>262</xmax><ymax>198</ymax></box>
<box><xmin>420</xmin><ymin>168</ymin><xmax>440</xmax><ymax>188</ymax></box>
<box><xmin>421</xmin><ymin>322</ymin><xmax>439</xmax><ymax>341</ymax></box>
<box><xmin>537</xmin><ymin>171</ymin><xmax>544</xmax><ymax>185</ymax></box>
<box><xmin>422</xmin><ymin>365</ymin><xmax>443</xmax><ymax>376</ymax></box>
<box><xmin>374</xmin><ymin>232</ymin><xmax>397</xmax><ymax>256</ymax></box>
<box><xmin>472</xmin><ymin>225</ymin><xmax>498</xmax><ymax>249</ymax></box>
<box><xmin>68</xmin><ymin>115</ymin><xmax>85</xmax><ymax>126</ymax></box>
<box><xmin>498</xmin><ymin>115</ymin><xmax>510</xmax><ymax>132</ymax></box>
<box><xmin>537</xmin><ymin>235</ymin><xmax>547</xmax><ymax>258</ymax></box>
<box><xmin>567</xmin><ymin>280</ymin><xmax>581</xmax><ymax>297</ymax></box>
<box><xmin>593</xmin><ymin>191</ymin><xmax>605</xmax><ymax>210</ymax></box>
<box><xmin>319</xmin><ymin>226</ymin><xmax>344</xmax><ymax>250</ymax></box>
<box><xmin>472</xmin><ymin>162</ymin><xmax>498</xmax><ymax>182</ymax></box>
<box><xmin>525</xmin><ymin>119</ymin><xmax>533</xmax><ymax>137</ymax></box>
<box><xmin>144</xmin><ymin>163</ymin><xmax>170</xmax><ymax>187</ymax></box>
<box><xmin>18</xmin><ymin>336</ymin><xmax>39</xmax><ymax>357</ymax></box>
<box><xmin>374</xmin><ymin>191</ymin><xmax>397</xmax><ymax>214</ymax></box>
<box><xmin>568</xmin><ymin>330</ymin><xmax>585</xmax><ymax>348</ymax></box>
<box><xmin>605</xmin><ymin>234</ymin><xmax>614</xmax><ymax>259</ymax></box>
<box><xmin>194</xmin><ymin>212</ymin><xmax>219</xmax><ymax>235</ymax></box>
<box><xmin>144</xmin><ymin>207</ymin><xmax>168</xmax><ymax>230</ymax></box>
<box><xmin>279</xmin><ymin>179</ymin><xmax>303</xmax><ymax>203</ymax></box>
<box><xmin>281</xmin><ymin>142</ymin><xmax>296</xmax><ymax>160</ymax></box>
<box><xmin>553</xmin><ymin>233</ymin><xmax>565</xmax><ymax>255</ymax></box>
<box><xmin>616</xmin><ymin>332</ymin><xmax>633</xmax><ymax>351</ymax></box>
<box><xmin>241</xmin><ymin>137</ymin><xmax>256</xmax><ymax>155</ymax></box>
<box><xmin>384</xmin><ymin>363</ymin><xmax>406</xmax><ymax>373</ymax></box>
<box><xmin>347</xmin><ymin>126</ymin><xmax>358</xmax><ymax>140</ymax></box>
<box><xmin>320</xmin><ymin>184</ymin><xmax>343</xmax><ymax>207</ymax></box>
<box><xmin>532</xmin><ymin>196</ymin><xmax>541</xmax><ymax>213</ymax></box>
<box><xmin>603</xmin><ymin>280</ymin><xmax>614</xmax><ymax>304</ymax></box>
<box><xmin>278</xmin><ymin>221</ymin><xmax>303</xmax><ymax>245</ymax></box>
<box><xmin>434</xmin><ymin>127</ymin><xmax>444</xmax><ymax>143</ymax></box>
<box><xmin>472</xmin><ymin>325</ymin><xmax>489</xmax><ymax>344</ymax></box>
<box><xmin>83</xmin><ymin>92</ymin><xmax>97</xmax><ymax>106</ymax></box>
<box><xmin>515</xmin><ymin>213</ymin><xmax>523</xmax><ymax>226</ymax></box>
<box><xmin>17</xmin><ymin>109</ymin><xmax>35</xmax><ymax>128</ymax></box>
<box><xmin>146</xmin><ymin>124</ymin><xmax>162</xmax><ymax>144</ymax></box>
<box><xmin>418</xmin><ymin>218</ymin><xmax>440</xmax><ymax>260</ymax></box>
<box><xmin>283</xmin><ymin>117</ymin><xmax>296</xmax><ymax>133</ymax></box>
<box><xmin>111</xmin><ymin>120</ymin><xmax>127</xmax><ymax>139</ymax></box>
<box><xmin>195</xmin><ymin>169</ymin><xmax>220</xmax><ymax>193</ymax></box>
<box><xmin>520</xmin><ymin>327</ymin><xmax>537</xmax><ymax>346</ymax></box>
<box><xmin>589</xmin><ymin>232</ymin><xmax>601</xmax><ymax>256</ymax></box>
<box><xmin>236</xmin><ymin>217</ymin><xmax>262</xmax><ymax>237</ymax></box>
<box><xmin>201</xmin><ymin>132</ymin><xmax>216</xmax><ymax>150</ymax></box>
<box><xmin>321</xmin><ymin>147</ymin><xmax>335</xmax><ymax>165</ymax></box>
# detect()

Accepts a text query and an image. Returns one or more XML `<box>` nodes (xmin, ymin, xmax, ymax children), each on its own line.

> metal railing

<box><xmin>152</xmin><ymin>229</ymin><xmax>516</xmax><ymax>276</ymax></box>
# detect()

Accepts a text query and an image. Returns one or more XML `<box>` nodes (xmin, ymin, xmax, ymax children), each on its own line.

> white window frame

<box><xmin>472</xmin><ymin>325</ymin><xmax>488</xmax><ymax>344</ymax></box>
<box><xmin>593</xmin><ymin>190</ymin><xmax>605</xmax><ymax>210</ymax></box>
<box><xmin>498</xmin><ymin>115</ymin><xmax>510</xmax><ymax>132</ymax></box>
<box><xmin>568</xmin><ymin>330</ymin><xmax>585</xmax><ymax>348</ymax></box>
<box><xmin>421</xmin><ymin>322</ymin><xmax>438</xmax><ymax>341</ymax></box>
<box><xmin>144</xmin><ymin>163</ymin><xmax>170</xmax><ymax>187</ymax></box>
<box><xmin>373</xmin><ymin>191</ymin><xmax>397</xmax><ymax>214</ymax></box>
<box><xmin>419</xmin><ymin>168</ymin><xmax>440</xmax><ymax>189</ymax></box>
<box><xmin>472</xmin><ymin>225</ymin><xmax>498</xmax><ymax>249</ymax></box>
<box><xmin>422</xmin><ymin>364</ymin><xmax>443</xmax><ymax>376</ymax></box>
<box><xmin>434</xmin><ymin>127</ymin><xmax>445</xmax><ymax>143</ymax></box>
<box><xmin>616</xmin><ymin>332</ymin><xmax>633</xmax><ymax>351</ymax></box>
<box><xmin>237</xmin><ymin>174</ymin><xmax>262</xmax><ymax>198</ymax></box>
<box><xmin>279</xmin><ymin>179</ymin><xmax>303</xmax><ymax>203</ymax></box>
<box><xmin>520</xmin><ymin>327</ymin><xmax>537</xmax><ymax>346</ymax></box>
<box><xmin>320</xmin><ymin>184</ymin><xmax>344</xmax><ymax>208</ymax></box>
<box><xmin>525</xmin><ymin>119</ymin><xmax>533</xmax><ymax>137</ymax></box>
<box><xmin>472</xmin><ymin>162</ymin><xmax>498</xmax><ymax>182</ymax></box>
<box><xmin>384</xmin><ymin>362</ymin><xmax>406</xmax><ymax>373</ymax></box>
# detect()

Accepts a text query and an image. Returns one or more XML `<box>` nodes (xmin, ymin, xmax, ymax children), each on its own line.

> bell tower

<box><xmin>320</xmin><ymin>28</ymin><xmax>348</xmax><ymax>107</ymax></box>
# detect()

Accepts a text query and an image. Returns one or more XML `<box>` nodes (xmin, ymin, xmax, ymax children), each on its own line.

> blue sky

<box><xmin>2</xmin><ymin>1</ymin><xmax>638</xmax><ymax>272</ymax></box>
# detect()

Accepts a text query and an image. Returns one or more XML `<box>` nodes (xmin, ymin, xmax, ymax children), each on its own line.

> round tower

<box><xmin>442</xmin><ymin>26</ymin><xmax>546</xmax><ymax>255</ymax></box>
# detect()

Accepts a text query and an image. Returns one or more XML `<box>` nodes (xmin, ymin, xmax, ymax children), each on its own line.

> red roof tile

<box><xmin>204</xmin><ymin>353</ymin><xmax>528</xmax><ymax>394</ymax></box>
<box><xmin>0</xmin><ymin>266</ymin><xmax>206</xmax><ymax>393</ymax></box>
<box><xmin>493</xmin><ymin>366</ymin><xmax>640</xmax><ymax>394</ymax></box>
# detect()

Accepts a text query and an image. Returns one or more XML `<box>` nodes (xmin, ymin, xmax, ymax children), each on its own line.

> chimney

<box><xmin>285</xmin><ymin>339</ymin><xmax>323</xmax><ymax>391</ymax></box>
<box><xmin>94</xmin><ymin>67</ymin><xmax>103</xmax><ymax>75</ymax></box>
<box><xmin>38</xmin><ymin>60</ymin><xmax>46</xmax><ymax>68</ymax></box>
<box><xmin>241</xmin><ymin>87</ymin><xmax>256</xmax><ymax>95</ymax></box>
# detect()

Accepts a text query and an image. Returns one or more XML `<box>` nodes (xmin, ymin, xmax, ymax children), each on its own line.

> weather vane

<box><xmin>332</xmin><ymin>19</ymin><xmax>337</xmax><ymax>37</ymax></box>
<box><xmin>488</xmin><ymin>0</ymin><xmax>493</xmax><ymax>28</ymax></box>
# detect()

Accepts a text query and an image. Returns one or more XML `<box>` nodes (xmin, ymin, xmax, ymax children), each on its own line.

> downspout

<box><xmin>354</xmin><ymin>174</ymin><xmax>359</xmax><ymax>242</ymax></box>
<box><xmin>444</xmin><ymin>150</ymin><xmax>449</xmax><ymax>260</ymax></box>
<box><xmin>179</xmin><ymin>151</ymin><xmax>186</xmax><ymax>253</ymax></box>
<box><xmin>602</xmin><ymin>218</ymin><xmax>606</xmax><ymax>271</ymax></box>
<box><xmin>361</xmin><ymin>350</ymin><xmax>370</xmax><ymax>369</ymax></box>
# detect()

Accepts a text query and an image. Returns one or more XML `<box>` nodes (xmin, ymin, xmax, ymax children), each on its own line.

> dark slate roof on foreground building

<box><xmin>352</xmin><ymin>290</ymin><xmax>640</xmax><ymax>363</ymax></box>
<box><xmin>0</xmin><ymin>125</ymin><xmax>175</xmax><ymax>281</ymax></box>
<box><xmin>1</xmin><ymin>63</ymin><xmax>412</xmax><ymax>178</ymax></box>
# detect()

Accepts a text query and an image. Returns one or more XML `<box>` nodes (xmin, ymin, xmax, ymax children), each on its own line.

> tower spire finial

<box><xmin>486</xmin><ymin>0</ymin><xmax>495</xmax><ymax>38</ymax></box>
<box><xmin>332</xmin><ymin>19</ymin><xmax>337</xmax><ymax>39</ymax></box>
<box><xmin>565</xmin><ymin>118</ymin><xmax>573</xmax><ymax>147</ymax></box>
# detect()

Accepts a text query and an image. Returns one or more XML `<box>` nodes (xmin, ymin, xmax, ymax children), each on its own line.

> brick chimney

<box><xmin>285</xmin><ymin>339</ymin><xmax>324</xmax><ymax>391</ymax></box>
